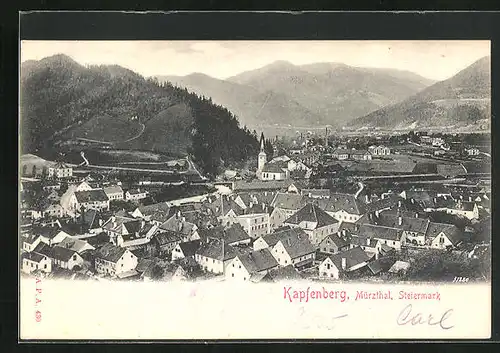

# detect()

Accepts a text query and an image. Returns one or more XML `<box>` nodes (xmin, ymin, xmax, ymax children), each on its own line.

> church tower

<box><xmin>258</xmin><ymin>132</ymin><xmax>267</xmax><ymax>173</ymax></box>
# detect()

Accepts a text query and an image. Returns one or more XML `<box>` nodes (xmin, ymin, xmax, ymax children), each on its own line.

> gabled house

<box><xmin>271</xmin><ymin>231</ymin><xmax>316</xmax><ymax>269</ymax></box>
<box><xmin>50</xmin><ymin>245</ymin><xmax>85</xmax><ymax>270</ymax></box>
<box><xmin>319</xmin><ymin>246</ymin><xmax>371</xmax><ymax>279</ymax></box>
<box><xmin>253</xmin><ymin>226</ymin><xmax>307</xmax><ymax>251</ymax></box>
<box><xmin>318</xmin><ymin>234</ymin><xmax>349</xmax><ymax>254</ymax></box>
<box><xmin>315</xmin><ymin>194</ymin><xmax>366</xmax><ymax>223</ymax></box>
<box><xmin>283</xmin><ymin>203</ymin><xmax>340</xmax><ymax>246</ymax></box>
<box><xmin>48</xmin><ymin>162</ymin><xmax>73</xmax><ymax>179</ymax></box>
<box><xmin>159</xmin><ymin>215</ymin><xmax>200</xmax><ymax>242</ymax></box>
<box><xmin>259</xmin><ymin>264</ymin><xmax>303</xmax><ymax>283</ymax></box>
<box><xmin>194</xmin><ymin>239</ymin><xmax>242</xmax><ymax>274</ymax></box>
<box><xmin>199</xmin><ymin>223</ymin><xmax>251</xmax><ymax>247</ymax></box>
<box><xmin>21</xmin><ymin>252</ymin><xmax>52</xmax><ymax>274</ymax></box>
<box><xmin>94</xmin><ymin>243</ymin><xmax>138</xmax><ymax>277</ymax></box>
<box><xmin>426</xmin><ymin>222</ymin><xmax>463</xmax><ymax>249</ymax></box>
<box><xmin>31</xmin><ymin>226</ymin><xmax>71</xmax><ymax>246</ymax></box>
<box><xmin>70</xmin><ymin>189</ymin><xmax>110</xmax><ymax>212</ymax></box>
<box><xmin>270</xmin><ymin>193</ymin><xmax>307</xmax><ymax>229</ymax></box>
<box><xmin>151</xmin><ymin>230</ymin><xmax>182</xmax><ymax>257</ymax></box>
<box><xmin>225</xmin><ymin>248</ymin><xmax>279</xmax><ymax>281</ymax></box>
<box><xmin>103</xmin><ymin>185</ymin><xmax>124</xmax><ymax>201</ymax></box>
<box><xmin>141</xmin><ymin>259</ymin><xmax>187</xmax><ymax>282</ymax></box>
<box><xmin>356</xmin><ymin>223</ymin><xmax>404</xmax><ymax>251</ymax></box>
<box><xmin>58</xmin><ymin>236</ymin><xmax>95</xmax><ymax>254</ymax></box>
<box><xmin>171</xmin><ymin>240</ymin><xmax>201</xmax><ymax>261</ymax></box>
<box><xmin>131</xmin><ymin>202</ymin><xmax>172</xmax><ymax>225</ymax></box>
<box><xmin>125</xmin><ymin>188</ymin><xmax>147</xmax><ymax>201</ymax></box>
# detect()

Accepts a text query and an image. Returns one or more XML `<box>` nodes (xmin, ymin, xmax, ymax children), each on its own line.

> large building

<box><xmin>48</xmin><ymin>162</ymin><xmax>73</xmax><ymax>179</ymax></box>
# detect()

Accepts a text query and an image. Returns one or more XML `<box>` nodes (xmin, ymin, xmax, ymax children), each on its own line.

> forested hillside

<box><xmin>20</xmin><ymin>54</ymin><xmax>259</xmax><ymax>176</ymax></box>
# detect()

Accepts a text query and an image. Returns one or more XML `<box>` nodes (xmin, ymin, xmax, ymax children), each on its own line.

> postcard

<box><xmin>19</xmin><ymin>38</ymin><xmax>491</xmax><ymax>340</ymax></box>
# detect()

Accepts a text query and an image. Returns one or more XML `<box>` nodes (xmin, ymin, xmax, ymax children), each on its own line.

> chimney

<box><xmin>342</xmin><ymin>229</ymin><xmax>346</xmax><ymax>237</ymax></box>
<box><xmin>415</xmin><ymin>212</ymin><xmax>419</xmax><ymax>218</ymax></box>
<box><xmin>366</xmin><ymin>238</ymin><xmax>370</xmax><ymax>246</ymax></box>
<box><xmin>398</xmin><ymin>200</ymin><xmax>402</xmax><ymax>208</ymax></box>
<box><xmin>341</xmin><ymin>257</ymin><xmax>347</xmax><ymax>270</ymax></box>
<box><xmin>365</xmin><ymin>194</ymin><xmax>369</xmax><ymax>203</ymax></box>
<box><xmin>398</xmin><ymin>216</ymin><xmax>402</xmax><ymax>226</ymax></box>
<box><xmin>411</xmin><ymin>198</ymin><xmax>415</xmax><ymax>204</ymax></box>
<box><xmin>375</xmin><ymin>210</ymin><xmax>379</xmax><ymax>218</ymax></box>
<box><xmin>469</xmin><ymin>196</ymin><xmax>472</xmax><ymax>202</ymax></box>
<box><xmin>141</xmin><ymin>220</ymin><xmax>145</xmax><ymax>229</ymax></box>
<box><xmin>262</xmin><ymin>203</ymin><xmax>265</xmax><ymax>210</ymax></box>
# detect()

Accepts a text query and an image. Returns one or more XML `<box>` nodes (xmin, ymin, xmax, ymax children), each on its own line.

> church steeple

<box><xmin>257</xmin><ymin>132</ymin><xmax>267</xmax><ymax>173</ymax></box>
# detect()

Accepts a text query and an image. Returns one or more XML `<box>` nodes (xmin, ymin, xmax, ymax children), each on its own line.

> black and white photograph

<box><xmin>19</xmin><ymin>38</ymin><xmax>491</xmax><ymax>339</ymax></box>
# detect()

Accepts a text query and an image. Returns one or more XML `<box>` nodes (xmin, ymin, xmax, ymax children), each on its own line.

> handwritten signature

<box><xmin>397</xmin><ymin>304</ymin><xmax>454</xmax><ymax>330</ymax></box>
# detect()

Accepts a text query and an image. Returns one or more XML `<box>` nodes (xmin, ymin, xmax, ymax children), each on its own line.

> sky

<box><xmin>21</xmin><ymin>40</ymin><xmax>490</xmax><ymax>81</ymax></box>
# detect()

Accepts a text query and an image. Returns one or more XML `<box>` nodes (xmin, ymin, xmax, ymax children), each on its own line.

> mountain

<box><xmin>156</xmin><ymin>73</ymin><xmax>322</xmax><ymax>130</ymax></box>
<box><xmin>20</xmin><ymin>54</ymin><xmax>260</xmax><ymax>175</ymax></box>
<box><xmin>349</xmin><ymin>56</ymin><xmax>491</xmax><ymax>130</ymax></box>
<box><xmin>226</xmin><ymin>61</ymin><xmax>436</xmax><ymax>126</ymax></box>
<box><xmin>157</xmin><ymin>61</ymin><xmax>435</xmax><ymax>132</ymax></box>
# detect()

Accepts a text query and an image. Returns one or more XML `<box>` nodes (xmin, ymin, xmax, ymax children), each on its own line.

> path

<box><xmin>75</xmin><ymin>123</ymin><xmax>145</xmax><ymax>145</ymax></box>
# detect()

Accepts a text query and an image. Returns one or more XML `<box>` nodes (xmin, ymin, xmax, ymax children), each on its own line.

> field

<box><xmin>64</xmin><ymin>115</ymin><xmax>144</xmax><ymax>143</ymax></box>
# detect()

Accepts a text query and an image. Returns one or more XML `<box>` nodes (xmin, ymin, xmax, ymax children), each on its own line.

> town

<box><xmin>19</xmin><ymin>129</ymin><xmax>491</xmax><ymax>284</ymax></box>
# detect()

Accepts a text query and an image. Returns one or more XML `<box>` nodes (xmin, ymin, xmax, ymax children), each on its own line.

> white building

<box><xmin>104</xmin><ymin>185</ymin><xmax>124</xmax><ymax>201</ymax></box>
<box><xmin>48</xmin><ymin>162</ymin><xmax>73</xmax><ymax>179</ymax></box>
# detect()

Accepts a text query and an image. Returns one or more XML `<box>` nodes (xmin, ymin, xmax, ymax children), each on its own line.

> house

<box><xmin>102</xmin><ymin>216</ymin><xmax>157</xmax><ymax>244</ymax></box>
<box><xmin>318</xmin><ymin>234</ymin><xmax>349</xmax><ymax>254</ymax></box>
<box><xmin>171</xmin><ymin>240</ymin><xmax>201</xmax><ymax>261</ymax></box>
<box><xmin>426</xmin><ymin>222</ymin><xmax>463</xmax><ymax>249</ymax></box>
<box><xmin>270</xmin><ymin>231</ymin><xmax>316</xmax><ymax>269</ymax></box>
<box><xmin>141</xmin><ymin>259</ymin><xmax>187</xmax><ymax>282</ymax></box>
<box><xmin>21</xmin><ymin>252</ymin><xmax>52</xmax><ymax>274</ymax></box>
<box><xmin>260</xmin><ymin>162</ymin><xmax>290</xmax><ymax>181</ymax></box>
<box><xmin>61</xmin><ymin>209</ymin><xmax>105</xmax><ymax>236</ymax></box>
<box><xmin>48</xmin><ymin>162</ymin><xmax>73</xmax><ymax>179</ymax></box>
<box><xmin>225</xmin><ymin>248</ymin><xmax>279</xmax><ymax>281</ymax></box>
<box><xmin>259</xmin><ymin>265</ymin><xmax>303</xmax><ymax>283</ymax></box>
<box><xmin>270</xmin><ymin>193</ymin><xmax>307</xmax><ymax>229</ymax></box>
<box><xmin>283</xmin><ymin>203</ymin><xmax>340</xmax><ymax>246</ymax></box>
<box><xmin>466</xmin><ymin>148</ymin><xmax>480</xmax><ymax>156</ymax></box>
<box><xmin>58</xmin><ymin>236</ymin><xmax>95</xmax><ymax>254</ymax></box>
<box><xmin>20</xmin><ymin>234</ymin><xmax>43</xmax><ymax>253</ymax></box>
<box><xmin>350</xmin><ymin>150</ymin><xmax>373</xmax><ymax>161</ymax></box>
<box><xmin>368</xmin><ymin>145</ymin><xmax>391</xmax><ymax>156</ymax></box>
<box><xmin>131</xmin><ymin>203</ymin><xmax>172</xmax><ymax>225</ymax></box>
<box><xmin>359</xmin><ymin>213</ymin><xmax>430</xmax><ymax>247</ymax></box>
<box><xmin>224</xmin><ymin>211</ymin><xmax>271</xmax><ymax>239</ymax></box>
<box><xmin>125</xmin><ymin>189</ymin><xmax>147</xmax><ymax>201</ymax></box>
<box><xmin>315</xmin><ymin>194</ymin><xmax>366</xmax><ymax>223</ymax></box>
<box><xmin>198</xmin><ymin>224</ymin><xmax>251</xmax><ymax>246</ymax></box>
<box><xmin>31</xmin><ymin>226</ymin><xmax>70</xmax><ymax>246</ymax></box>
<box><xmin>432</xmin><ymin>137</ymin><xmax>445</xmax><ymax>147</ymax></box>
<box><xmin>388</xmin><ymin>260</ymin><xmax>411</xmax><ymax>275</ymax></box>
<box><xmin>357</xmin><ymin>223</ymin><xmax>404</xmax><ymax>251</ymax></box>
<box><xmin>159</xmin><ymin>215</ymin><xmax>200</xmax><ymax>242</ymax></box>
<box><xmin>332</xmin><ymin>148</ymin><xmax>349</xmax><ymax>160</ymax></box>
<box><xmin>94</xmin><ymin>243</ymin><xmax>138</xmax><ymax>277</ymax></box>
<box><xmin>253</xmin><ymin>226</ymin><xmax>306</xmax><ymax>250</ymax></box>
<box><xmin>49</xmin><ymin>245</ymin><xmax>85</xmax><ymax>270</ymax></box>
<box><xmin>42</xmin><ymin>203</ymin><xmax>64</xmax><ymax>218</ymax></box>
<box><xmin>301</xmin><ymin>189</ymin><xmax>331</xmax><ymax>199</ymax></box>
<box><xmin>194</xmin><ymin>239</ymin><xmax>242</xmax><ymax>274</ymax></box>
<box><xmin>151</xmin><ymin>230</ymin><xmax>182</xmax><ymax>257</ymax></box>
<box><xmin>318</xmin><ymin>246</ymin><xmax>371</xmax><ymax>280</ymax></box>
<box><xmin>70</xmin><ymin>189</ymin><xmax>110</xmax><ymax>212</ymax></box>
<box><xmin>103</xmin><ymin>185</ymin><xmax>124</xmax><ymax>201</ymax></box>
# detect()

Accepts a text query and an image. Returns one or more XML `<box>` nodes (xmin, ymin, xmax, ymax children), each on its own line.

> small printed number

<box><xmin>453</xmin><ymin>276</ymin><xmax>469</xmax><ymax>283</ymax></box>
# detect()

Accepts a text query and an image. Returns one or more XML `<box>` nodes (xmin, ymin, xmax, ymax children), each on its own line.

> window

<box><xmin>73</xmin><ymin>255</ymin><xmax>77</xmax><ymax>261</ymax></box>
<box><xmin>232</xmin><ymin>263</ymin><xmax>234</xmax><ymax>267</ymax></box>
<box><xmin>232</xmin><ymin>273</ymin><xmax>234</xmax><ymax>277</ymax></box>
<box><xmin>326</xmin><ymin>263</ymin><xmax>331</xmax><ymax>270</ymax></box>
<box><xmin>393</xmin><ymin>241</ymin><xmax>396</xmax><ymax>245</ymax></box>
<box><xmin>213</xmin><ymin>259</ymin><xmax>215</xmax><ymax>263</ymax></box>
<box><xmin>239</xmin><ymin>265</ymin><xmax>241</xmax><ymax>269</ymax></box>
<box><xmin>44</xmin><ymin>264</ymin><xmax>47</xmax><ymax>269</ymax></box>
<box><xmin>285</xmin><ymin>260</ymin><xmax>287</xmax><ymax>264</ymax></box>
<box><xmin>439</xmin><ymin>237</ymin><xmax>444</xmax><ymax>244</ymax></box>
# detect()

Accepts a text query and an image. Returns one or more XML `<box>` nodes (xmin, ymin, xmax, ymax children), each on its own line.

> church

<box><xmin>256</xmin><ymin>133</ymin><xmax>290</xmax><ymax>181</ymax></box>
